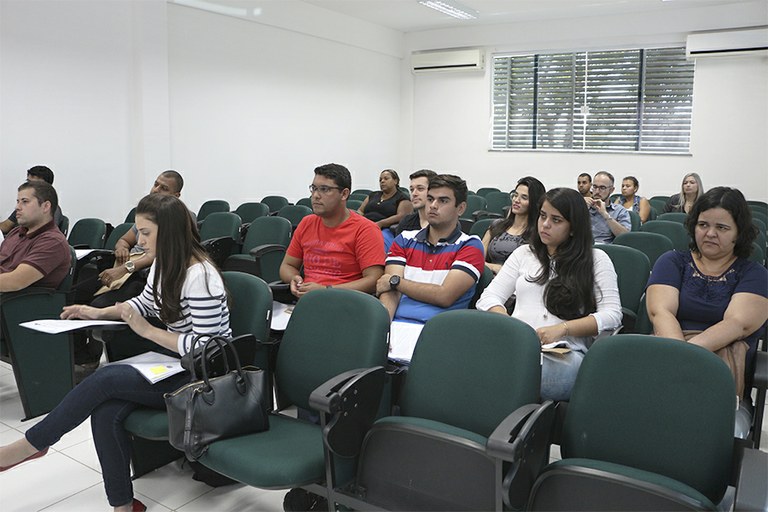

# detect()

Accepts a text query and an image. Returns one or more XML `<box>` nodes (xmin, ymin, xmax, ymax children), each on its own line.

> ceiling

<box><xmin>201</xmin><ymin>0</ymin><xmax>756</xmax><ymax>33</ymax></box>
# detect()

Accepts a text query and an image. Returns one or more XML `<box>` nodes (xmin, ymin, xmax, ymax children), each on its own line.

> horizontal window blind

<box><xmin>492</xmin><ymin>47</ymin><xmax>694</xmax><ymax>153</ymax></box>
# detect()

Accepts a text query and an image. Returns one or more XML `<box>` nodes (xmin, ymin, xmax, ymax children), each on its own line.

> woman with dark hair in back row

<box><xmin>477</xmin><ymin>187</ymin><xmax>622</xmax><ymax>401</ymax></box>
<box><xmin>0</xmin><ymin>194</ymin><xmax>231</xmax><ymax>512</ymax></box>
<box><xmin>481</xmin><ymin>176</ymin><xmax>546</xmax><ymax>275</ymax></box>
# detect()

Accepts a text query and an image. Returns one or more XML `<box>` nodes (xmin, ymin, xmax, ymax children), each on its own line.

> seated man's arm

<box><xmin>0</xmin><ymin>218</ymin><xmax>15</xmax><ymax>235</ymax></box>
<box><xmin>391</xmin><ymin>268</ymin><xmax>476</xmax><ymax>309</ymax></box>
<box><xmin>0</xmin><ymin>264</ymin><xmax>44</xmax><ymax>292</ymax></box>
<box><xmin>335</xmin><ymin>264</ymin><xmax>384</xmax><ymax>294</ymax></box>
<box><xmin>113</xmin><ymin>229</ymin><xmax>138</xmax><ymax>264</ymax></box>
<box><xmin>377</xmin><ymin>264</ymin><xmax>404</xmax><ymax>321</ymax></box>
<box><xmin>280</xmin><ymin>254</ymin><xmax>304</xmax><ymax>296</ymax></box>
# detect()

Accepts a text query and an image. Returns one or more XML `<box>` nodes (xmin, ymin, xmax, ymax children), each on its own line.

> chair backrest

<box><xmin>348</xmin><ymin>193</ymin><xmax>370</xmax><ymax>202</ymax></box>
<box><xmin>222</xmin><ymin>271</ymin><xmax>272</xmax><ymax>347</ymax></box>
<box><xmin>469</xmin><ymin>217</ymin><xmax>494</xmax><ymax>238</ymax></box>
<box><xmin>563</xmin><ymin>335</ymin><xmax>735</xmax><ymax>504</ymax></box>
<box><xmin>640</xmin><ymin>219</ymin><xmax>690</xmax><ymax>251</ymax></box>
<box><xmin>275</xmin><ymin>289</ymin><xmax>390</xmax><ymax>410</ymax></box>
<box><xmin>276</xmin><ymin>204</ymin><xmax>313</xmax><ymax>230</ymax></box>
<box><xmin>260</xmin><ymin>195</ymin><xmax>290</xmax><ymax>213</ymax></box>
<box><xmin>57</xmin><ymin>214</ymin><xmax>69</xmax><ymax>235</ymax></box>
<box><xmin>241</xmin><ymin>216</ymin><xmax>292</xmax><ymax>253</ymax></box>
<box><xmin>352</xmin><ymin>188</ymin><xmax>373</xmax><ymax>196</ymax></box>
<box><xmin>594</xmin><ymin>244</ymin><xmax>650</xmax><ymax>315</ymax></box>
<box><xmin>199</xmin><ymin>212</ymin><xmax>242</xmax><ymax>242</ymax></box>
<box><xmin>346</xmin><ymin>199</ymin><xmax>363</xmax><ymax>211</ymax></box>
<box><xmin>234</xmin><ymin>202</ymin><xmax>269</xmax><ymax>224</ymax></box>
<box><xmin>484</xmin><ymin>191</ymin><xmax>512</xmax><ymax>216</ymax></box>
<box><xmin>104</xmin><ymin>222</ymin><xmax>134</xmax><ymax>251</ymax></box>
<box><xmin>648</xmin><ymin>198</ymin><xmax>667</xmax><ymax>215</ymax></box>
<box><xmin>626</xmin><ymin>210</ymin><xmax>641</xmax><ymax>231</ymax></box>
<box><xmin>401</xmin><ymin>310</ymin><xmax>541</xmax><ymax>438</ymax></box>
<box><xmin>750</xmin><ymin>241</ymin><xmax>765</xmax><ymax>265</ymax></box>
<box><xmin>124</xmin><ymin>207</ymin><xmax>136</xmax><ymax>224</ymax></box>
<box><xmin>476</xmin><ymin>187</ymin><xmax>501</xmax><ymax>198</ymax></box>
<box><xmin>59</xmin><ymin>245</ymin><xmax>78</xmax><ymax>292</ymax></box>
<box><xmin>751</xmin><ymin>209</ymin><xmax>768</xmax><ymax>227</ymax></box>
<box><xmin>67</xmin><ymin>218</ymin><xmax>107</xmax><ymax>249</ymax></box>
<box><xmin>647</xmin><ymin>205</ymin><xmax>658</xmax><ymax>222</ymax></box>
<box><xmin>649</xmin><ymin>195</ymin><xmax>671</xmax><ymax>203</ymax></box>
<box><xmin>469</xmin><ymin>265</ymin><xmax>495</xmax><ymax>310</ymax></box>
<box><xmin>296</xmin><ymin>197</ymin><xmax>312</xmax><ymax>208</ymax></box>
<box><xmin>747</xmin><ymin>200</ymin><xmax>767</xmax><ymax>213</ymax></box>
<box><xmin>197</xmin><ymin>200</ymin><xmax>230</xmax><ymax>222</ymax></box>
<box><xmin>657</xmin><ymin>212</ymin><xmax>688</xmax><ymax>224</ymax></box>
<box><xmin>462</xmin><ymin>195</ymin><xmax>487</xmax><ymax>220</ymax></box>
<box><xmin>613</xmin><ymin>231</ymin><xmax>673</xmax><ymax>268</ymax></box>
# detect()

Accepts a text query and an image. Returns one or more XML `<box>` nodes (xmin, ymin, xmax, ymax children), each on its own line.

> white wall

<box><xmin>402</xmin><ymin>1</ymin><xmax>768</xmax><ymax>199</ymax></box>
<box><xmin>166</xmin><ymin>4</ymin><xmax>402</xmax><ymax>210</ymax></box>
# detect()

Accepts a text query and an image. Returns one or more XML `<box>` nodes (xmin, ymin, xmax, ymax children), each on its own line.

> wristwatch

<box><xmin>124</xmin><ymin>260</ymin><xmax>135</xmax><ymax>274</ymax></box>
<box><xmin>389</xmin><ymin>275</ymin><xmax>401</xmax><ymax>291</ymax></box>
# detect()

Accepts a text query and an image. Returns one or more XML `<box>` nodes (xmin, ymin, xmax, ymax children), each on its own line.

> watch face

<box><xmin>389</xmin><ymin>275</ymin><xmax>400</xmax><ymax>289</ymax></box>
<box><xmin>125</xmin><ymin>261</ymin><xmax>135</xmax><ymax>272</ymax></box>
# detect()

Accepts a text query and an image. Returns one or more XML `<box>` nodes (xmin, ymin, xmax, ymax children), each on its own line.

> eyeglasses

<box><xmin>591</xmin><ymin>185</ymin><xmax>610</xmax><ymax>192</ymax></box>
<box><xmin>309</xmin><ymin>185</ymin><xmax>342</xmax><ymax>195</ymax></box>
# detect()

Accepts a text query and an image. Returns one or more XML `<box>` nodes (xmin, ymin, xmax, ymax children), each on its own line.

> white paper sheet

<box><xmin>388</xmin><ymin>321</ymin><xmax>424</xmax><ymax>364</ymax></box>
<box><xmin>104</xmin><ymin>351</ymin><xmax>184</xmax><ymax>384</ymax></box>
<box><xmin>271</xmin><ymin>301</ymin><xmax>295</xmax><ymax>331</ymax></box>
<box><xmin>20</xmin><ymin>319</ymin><xmax>126</xmax><ymax>334</ymax></box>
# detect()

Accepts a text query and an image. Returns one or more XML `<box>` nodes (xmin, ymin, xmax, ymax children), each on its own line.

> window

<box><xmin>491</xmin><ymin>47</ymin><xmax>695</xmax><ymax>153</ymax></box>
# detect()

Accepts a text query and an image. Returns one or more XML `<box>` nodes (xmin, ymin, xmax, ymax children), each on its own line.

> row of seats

<box><xmin>114</xmin><ymin>287</ymin><xmax>767</xmax><ymax>511</ymax></box>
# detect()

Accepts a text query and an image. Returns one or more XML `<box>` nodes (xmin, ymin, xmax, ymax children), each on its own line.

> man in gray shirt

<box><xmin>586</xmin><ymin>171</ymin><xmax>631</xmax><ymax>244</ymax></box>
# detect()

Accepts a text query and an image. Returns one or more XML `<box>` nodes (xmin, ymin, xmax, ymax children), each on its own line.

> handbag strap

<box><xmin>200</xmin><ymin>335</ymin><xmax>245</xmax><ymax>388</ymax></box>
<box><xmin>186</xmin><ymin>333</ymin><xmax>214</xmax><ymax>382</ymax></box>
<box><xmin>182</xmin><ymin>387</ymin><xmax>201</xmax><ymax>461</ymax></box>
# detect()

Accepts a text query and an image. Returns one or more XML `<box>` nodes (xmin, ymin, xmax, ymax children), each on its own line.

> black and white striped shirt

<box><xmin>126</xmin><ymin>260</ymin><xmax>231</xmax><ymax>355</ymax></box>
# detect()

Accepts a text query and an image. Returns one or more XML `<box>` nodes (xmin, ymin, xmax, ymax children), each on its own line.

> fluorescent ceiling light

<box><xmin>419</xmin><ymin>0</ymin><xmax>478</xmax><ymax>20</ymax></box>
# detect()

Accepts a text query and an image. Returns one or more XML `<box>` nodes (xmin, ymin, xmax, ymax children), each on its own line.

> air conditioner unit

<box><xmin>686</xmin><ymin>26</ymin><xmax>768</xmax><ymax>59</ymax></box>
<box><xmin>411</xmin><ymin>48</ymin><xmax>485</xmax><ymax>73</ymax></box>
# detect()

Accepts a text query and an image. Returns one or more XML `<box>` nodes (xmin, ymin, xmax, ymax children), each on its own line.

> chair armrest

<box><xmin>734</xmin><ymin>446</ymin><xmax>768</xmax><ymax>511</ymax></box>
<box><xmin>249</xmin><ymin>244</ymin><xmax>287</xmax><ymax>259</ymax></box>
<box><xmin>487</xmin><ymin>401</ymin><xmax>556</xmax><ymax>510</ymax></box>
<box><xmin>1</xmin><ymin>287</ymin><xmax>59</xmax><ymax>304</ymax></box>
<box><xmin>754</xmin><ymin>350</ymin><xmax>767</xmax><ymax>390</ymax></box>
<box><xmin>309</xmin><ymin>366</ymin><xmax>386</xmax><ymax>457</ymax></box>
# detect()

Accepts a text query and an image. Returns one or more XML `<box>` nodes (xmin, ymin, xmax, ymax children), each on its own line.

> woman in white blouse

<box><xmin>0</xmin><ymin>194</ymin><xmax>230</xmax><ymax>512</ymax></box>
<box><xmin>476</xmin><ymin>187</ymin><xmax>621</xmax><ymax>401</ymax></box>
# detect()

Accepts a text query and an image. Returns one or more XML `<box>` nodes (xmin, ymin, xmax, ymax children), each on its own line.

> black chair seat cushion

<box><xmin>199</xmin><ymin>414</ymin><xmax>324</xmax><ymax>488</ymax></box>
<box><xmin>533</xmin><ymin>458</ymin><xmax>716</xmax><ymax>511</ymax></box>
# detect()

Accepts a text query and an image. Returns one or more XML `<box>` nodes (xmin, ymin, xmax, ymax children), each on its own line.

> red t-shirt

<box><xmin>287</xmin><ymin>211</ymin><xmax>384</xmax><ymax>285</ymax></box>
<box><xmin>0</xmin><ymin>221</ymin><xmax>71</xmax><ymax>289</ymax></box>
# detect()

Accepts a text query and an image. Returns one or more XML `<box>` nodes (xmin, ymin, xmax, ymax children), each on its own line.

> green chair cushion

<box><xmin>374</xmin><ymin>416</ymin><xmax>488</xmax><ymax>446</ymax></box>
<box><xmin>546</xmin><ymin>458</ymin><xmax>716</xmax><ymax>510</ymax></box>
<box><xmin>200</xmin><ymin>414</ymin><xmax>324</xmax><ymax>488</ymax></box>
<box><xmin>124</xmin><ymin>408</ymin><xmax>169</xmax><ymax>440</ymax></box>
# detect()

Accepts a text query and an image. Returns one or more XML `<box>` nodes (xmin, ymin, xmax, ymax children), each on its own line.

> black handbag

<box><xmin>165</xmin><ymin>334</ymin><xmax>269</xmax><ymax>461</ymax></box>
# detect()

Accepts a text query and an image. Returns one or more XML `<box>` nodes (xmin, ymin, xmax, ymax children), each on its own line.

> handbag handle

<box><xmin>186</xmin><ymin>333</ymin><xmax>214</xmax><ymax>382</ymax></box>
<box><xmin>200</xmin><ymin>335</ymin><xmax>246</xmax><ymax>390</ymax></box>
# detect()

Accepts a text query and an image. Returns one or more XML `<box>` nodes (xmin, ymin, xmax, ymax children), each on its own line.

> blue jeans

<box><xmin>25</xmin><ymin>365</ymin><xmax>189</xmax><ymax>507</ymax></box>
<box><xmin>541</xmin><ymin>350</ymin><xmax>585</xmax><ymax>402</ymax></box>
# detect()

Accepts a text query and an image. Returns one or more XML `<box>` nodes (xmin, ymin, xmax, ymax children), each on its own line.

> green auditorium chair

<box><xmin>223</xmin><ymin>216</ymin><xmax>292</xmax><ymax>284</ymax></box>
<box><xmin>346</xmin><ymin>199</ymin><xmax>363</xmax><ymax>211</ymax></box>
<box><xmin>650</xmin><ymin>194</ymin><xmax>671</xmax><ymax>204</ymax></box>
<box><xmin>595</xmin><ymin>244</ymin><xmax>650</xmax><ymax>333</ymax></box>
<box><xmin>526</xmin><ymin>334</ymin><xmax>767</xmax><ymax>511</ymax></box>
<box><xmin>348</xmin><ymin>193</ymin><xmax>370</xmax><ymax>202</ymax></box>
<box><xmin>648</xmin><ymin>198</ymin><xmax>667</xmax><ymax>215</ymax></box>
<box><xmin>461</xmin><ymin>194</ymin><xmax>488</xmax><ymax>221</ymax></box>
<box><xmin>351</xmin><ymin>188</ymin><xmax>373</xmax><ymax>196</ymax></box>
<box><xmin>122</xmin><ymin>272</ymin><xmax>274</xmax><ymax>477</ymax></box>
<box><xmin>124</xmin><ymin>207</ymin><xmax>136</xmax><ymax>224</ymax></box>
<box><xmin>260</xmin><ymin>195</ymin><xmax>290</xmax><ymax>214</ymax></box>
<box><xmin>198</xmin><ymin>211</ymin><xmax>242</xmax><ymax>268</ymax></box>
<box><xmin>57</xmin><ymin>214</ymin><xmax>69</xmax><ymax>235</ymax></box>
<box><xmin>296</xmin><ymin>197</ymin><xmax>312</xmax><ymax>208</ymax></box>
<box><xmin>627</xmin><ymin>210</ymin><xmax>641</xmax><ymax>231</ymax></box>
<box><xmin>476</xmin><ymin>187</ymin><xmax>501</xmax><ymax>198</ymax></box>
<box><xmin>103</xmin><ymin>222</ymin><xmax>133</xmax><ymax>251</ymax></box>
<box><xmin>277</xmin><ymin>204</ymin><xmax>312</xmax><ymax>230</ymax></box>
<box><xmin>0</xmin><ymin>246</ymin><xmax>77</xmax><ymax>420</ymax></box>
<box><xmin>483</xmin><ymin>191</ymin><xmax>512</xmax><ymax>218</ymax></box>
<box><xmin>67</xmin><ymin>217</ymin><xmax>107</xmax><ymax>249</ymax></box>
<box><xmin>234</xmin><ymin>201</ymin><xmax>270</xmax><ymax>224</ymax></box>
<box><xmin>329</xmin><ymin>310</ymin><xmax>550</xmax><ymax>511</ymax></box>
<box><xmin>641</xmin><ymin>219</ymin><xmax>690</xmax><ymax>251</ymax></box>
<box><xmin>469</xmin><ymin>217</ymin><xmax>494</xmax><ymax>238</ymax></box>
<box><xmin>197</xmin><ymin>289</ymin><xmax>390</xmax><ymax>504</ymax></box>
<box><xmin>657</xmin><ymin>211</ymin><xmax>688</xmax><ymax>224</ymax></box>
<box><xmin>613</xmin><ymin>231</ymin><xmax>673</xmax><ymax>268</ymax></box>
<box><xmin>196</xmin><ymin>199</ymin><xmax>230</xmax><ymax>223</ymax></box>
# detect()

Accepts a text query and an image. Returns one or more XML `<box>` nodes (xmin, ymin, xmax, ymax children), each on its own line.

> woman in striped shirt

<box><xmin>0</xmin><ymin>194</ymin><xmax>230</xmax><ymax>512</ymax></box>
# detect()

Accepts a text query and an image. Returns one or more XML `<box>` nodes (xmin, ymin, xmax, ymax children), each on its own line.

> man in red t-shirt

<box><xmin>280</xmin><ymin>163</ymin><xmax>384</xmax><ymax>299</ymax></box>
<box><xmin>0</xmin><ymin>181</ymin><xmax>70</xmax><ymax>292</ymax></box>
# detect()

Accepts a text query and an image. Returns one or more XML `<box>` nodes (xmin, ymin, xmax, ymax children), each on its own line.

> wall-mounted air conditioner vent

<box><xmin>686</xmin><ymin>26</ymin><xmax>768</xmax><ymax>59</ymax></box>
<box><xmin>411</xmin><ymin>48</ymin><xmax>485</xmax><ymax>73</ymax></box>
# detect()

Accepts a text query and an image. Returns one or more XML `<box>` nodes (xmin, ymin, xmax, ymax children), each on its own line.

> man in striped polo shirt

<box><xmin>377</xmin><ymin>174</ymin><xmax>485</xmax><ymax>363</ymax></box>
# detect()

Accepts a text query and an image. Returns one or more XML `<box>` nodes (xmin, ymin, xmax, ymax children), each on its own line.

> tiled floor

<box><xmin>0</xmin><ymin>358</ymin><xmax>766</xmax><ymax>511</ymax></box>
